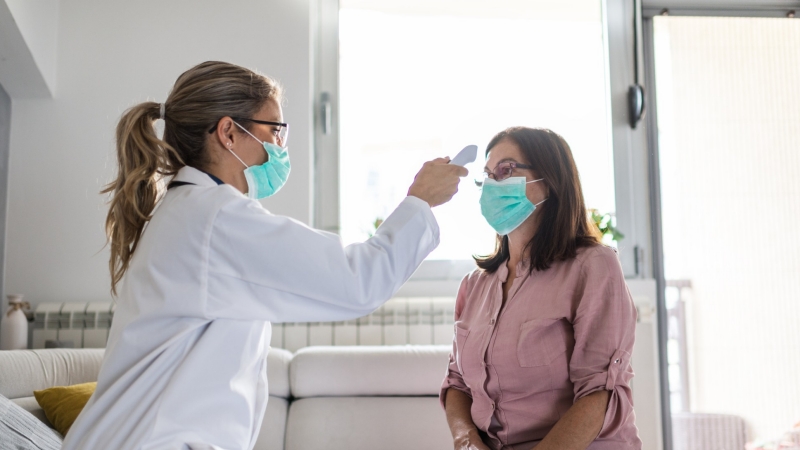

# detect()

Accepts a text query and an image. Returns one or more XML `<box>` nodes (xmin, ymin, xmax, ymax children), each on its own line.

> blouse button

<box><xmin>491</xmin><ymin>402</ymin><xmax>495</xmax><ymax>410</ymax></box>
<box><xmin>614</xmin><ymin>358</ymin><xmax>621</xmax><ymax>364</ymax></box>
<box><xmin>489</xmin><ymin>318</ymin><xmax>496</xmax><ymax>325</ymax></box>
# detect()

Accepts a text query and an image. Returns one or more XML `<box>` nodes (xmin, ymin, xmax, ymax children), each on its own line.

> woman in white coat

<box><xmin>62</xmin><ymin>61</ymin><xmax>467</xmax><ymax>450</ymax></box>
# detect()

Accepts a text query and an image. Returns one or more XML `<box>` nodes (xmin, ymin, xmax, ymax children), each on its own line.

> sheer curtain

<box><xmin>654</xmin><ymin>15</ymin><xmax>800</xmax><ymax>444</ymax></box>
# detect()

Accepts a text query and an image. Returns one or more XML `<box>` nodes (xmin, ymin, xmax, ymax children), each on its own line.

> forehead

<box><xmin>254</xmin><ymin>98</ymin><xmax>283</xmax><ymax>121</ymax></box>
<box><xmin>485</xmin><ymin>138</ymin><xmax>525</xmax><ymax>169</ymax></box>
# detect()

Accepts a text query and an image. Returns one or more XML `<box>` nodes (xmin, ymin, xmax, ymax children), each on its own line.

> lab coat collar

<box><xmin>172</xmin><ymin>166</ymin><xmax>221</xmax><ymax>188</ymax></box>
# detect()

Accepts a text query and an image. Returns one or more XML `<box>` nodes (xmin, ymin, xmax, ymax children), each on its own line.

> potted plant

<box><xmin>589</xmin><ymin>209</ymin><xmax>624</xmax><ymax>245</ymax></box>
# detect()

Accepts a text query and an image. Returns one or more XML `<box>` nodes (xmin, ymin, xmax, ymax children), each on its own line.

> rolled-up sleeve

<box><xmin>440</xmin><ymin>276</ymin><xmax>472</xmax><ymax>410</ymax></box>
<box><xmin>569</xmin><ymin>249</ymin><xmax>638</xmax><ymax>438</ymax></box>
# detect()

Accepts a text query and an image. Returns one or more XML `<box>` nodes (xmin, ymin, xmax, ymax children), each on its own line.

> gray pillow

<box><xmin>0</xmin><ymin>394</ymin><xmax>62</xmax><ymax>450</ymax></box>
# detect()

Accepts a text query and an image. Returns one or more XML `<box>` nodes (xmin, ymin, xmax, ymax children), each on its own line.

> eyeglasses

<box><xmin>208</xmin><ymin>117</ymin><xmax>290</xmax><ymax>147</ymax></box>
<box><xmin>475</xmin><ymin>161</ymin><xmax>535</xmax><ymax>187</ymax></box>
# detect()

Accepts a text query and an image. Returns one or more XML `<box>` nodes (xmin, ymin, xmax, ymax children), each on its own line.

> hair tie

<box><xmin>159</xmin><ymin>103</ymin><xmax>165</xmax><ymax>120</ymax></box>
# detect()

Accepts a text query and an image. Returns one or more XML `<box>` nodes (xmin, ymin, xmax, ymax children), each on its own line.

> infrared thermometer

<box><xmin>449</xmin><ymin>145</ymin><xmax>478</xmax><ymax>167</ymax></box>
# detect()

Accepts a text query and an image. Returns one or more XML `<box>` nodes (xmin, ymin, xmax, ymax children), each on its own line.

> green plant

<box><xmin>589</xmin><ymin>209</ymin><xmax>624</xmax><ymax>243</ymax></box>
<box><xmin>367</xmin><ymin>217</ymin><xmax>384</xmax><ymax>238</ymax></box>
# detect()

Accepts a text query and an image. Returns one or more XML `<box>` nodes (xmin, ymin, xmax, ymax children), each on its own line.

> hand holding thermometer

<box><xmin>408</xmin><ymin>146</ymin><xmax>472</xmax><ymax>207</ymax></box>
<box><xmin>449</xmin><ymin>145</ymin><xmax>478</xmax><ymax>167</ymax></box>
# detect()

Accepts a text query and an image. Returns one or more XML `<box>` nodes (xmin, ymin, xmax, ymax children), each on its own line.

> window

<box><xmin>336</xmin><ymin>0</ymin><xmax>616</xmax><ymax>261</ymax></box>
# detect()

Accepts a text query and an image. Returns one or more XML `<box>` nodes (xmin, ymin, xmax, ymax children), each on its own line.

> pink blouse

<box><xmin>440</xmin><ymin>245</ymin><xmax>641</xmax><ymax>449</ymax></box>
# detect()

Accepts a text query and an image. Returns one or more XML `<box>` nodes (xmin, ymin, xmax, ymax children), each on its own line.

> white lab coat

<box><xmin>62</xmin><ymin>166</ymin><xmax>439</xmax><ymax>450</ymax></box>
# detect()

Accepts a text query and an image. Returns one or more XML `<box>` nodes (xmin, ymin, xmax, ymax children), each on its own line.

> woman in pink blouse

<box><xmin>441</xmin><ymin>127</ymin><xmax>641</xmax><ymax>450</ymax></box>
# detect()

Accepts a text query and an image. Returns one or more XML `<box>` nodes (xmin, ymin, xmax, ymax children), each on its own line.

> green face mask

<box><xmin>229</xmin><ymin>122</ymin><xmax>291</xmax><ymax>199</ymax></box>
<box><xmin>479</xmin><ymin>176</ymin><xmax>546</xmax><ymax>235</ymax></box>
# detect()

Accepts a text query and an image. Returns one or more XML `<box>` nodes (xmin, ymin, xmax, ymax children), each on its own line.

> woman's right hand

<box><xmin>407</xmin><ymin>157</ymin><xmax>469</xmax><ymax>208</ymax></box>
<box><xmin>453</xmin><ymin>429</ymin><xmax>491</xmax><ymax>450</ymax></box>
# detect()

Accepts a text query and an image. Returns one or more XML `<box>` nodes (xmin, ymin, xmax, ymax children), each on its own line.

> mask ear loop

<box><xmin>226</xmin><ymin>121</ymin><xmax>263</xmax><ymax>169</ymax></box>
<box><xmin>228</xmin><ymin>148</ymin><xmax>250</xmax><ymax>169</ymax></box>
<box><xmin>234</xmin><ymin>121</ymin><xmax>263</xmax><ymax>144</ymax></box>
<box><xmin>526</xmin><ymin>178</ymin><xmax>547</xmax><ymax>206</ymax></box>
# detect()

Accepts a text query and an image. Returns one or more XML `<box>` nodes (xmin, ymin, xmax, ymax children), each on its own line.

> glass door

<box><xmin>651</xmin><ymin>15</ymin><xmax>800</xmax><ymax>450</ymax></box>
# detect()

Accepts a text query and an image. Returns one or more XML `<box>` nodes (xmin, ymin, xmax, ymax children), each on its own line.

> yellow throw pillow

<box><xmin>33</xmin><ymin>381</ymin><xmax>97</xmax><ymax>436</ymax></box>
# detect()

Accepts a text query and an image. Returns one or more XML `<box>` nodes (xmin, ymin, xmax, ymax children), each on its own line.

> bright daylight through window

<box><xmin>338</xmin><ymin>0</ymin><xmax>615</xmax><ymax>261</ymax></box>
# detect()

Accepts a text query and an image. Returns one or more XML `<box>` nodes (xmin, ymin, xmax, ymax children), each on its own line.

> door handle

<box><xmin>321</xmin><ymin>92</ymin><xmax>332</xmax><ymax>135</ymax></box>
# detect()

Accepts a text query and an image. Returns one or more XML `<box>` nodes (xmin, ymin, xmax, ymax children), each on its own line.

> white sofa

<box><xmin>0</xmin><ymin>346</ymin><xmax>454</xmax><ymax>450</ymax></box>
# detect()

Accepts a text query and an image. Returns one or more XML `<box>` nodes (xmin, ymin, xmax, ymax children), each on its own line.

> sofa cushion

<box><xmin>33</xmin><ymin>382</ymin><xmax>97</xmax><ymax>436</ymax></box>
<box><xmin>253</xmin><ymin>396</ymin><xmax>288</xmax><ymax>450</ymax></box>
<box><xmin>0</xmin><ymin>394</ymin><xmax>62</xmax><ymax>450</ymax></box>
<box><xmin>290</xmin><ymin>345</ymin><xmax>451</xmax><ymax>397</ymax></box>
<box><xmin>267</xmin><ymin>347</ymin><xmax>292</xmax><ymax>399</ymax></box>
<box><xmin>0</xmin><ymin>349</ymin><xmax>104</xmax><ymax>400</ymax></box>
<box><xmin>285</xmin><ymin>396</ymin><xmax>452</xmax><ymax>450</ymax></box>
<box><xmin>11</xmin><ymin>397</ymin><xmax>51</xmax><ymax>427</ymax></box>
<box><xmin>0</xmin><ymin>347</ymin><xmax>292</xmax><ymax>399</ymax></box>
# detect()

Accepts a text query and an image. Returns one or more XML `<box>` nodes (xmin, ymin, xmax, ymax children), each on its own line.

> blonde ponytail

<box><xmin>102</xmin><ymin>102</ymin><xmax>184</xmax><ymax>295</ymax></box>
<box><xmin>103</xmin><ymin>61</ymin><xmax>282</xmax><ymax>295</ymax></box>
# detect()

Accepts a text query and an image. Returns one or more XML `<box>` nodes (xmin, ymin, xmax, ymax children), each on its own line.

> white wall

<box><xmin>3</xmin><ymin>0</ymin><xmax>59</xmax><ymax>95</ymax></box>
<box><xmin>5</xmin><ymin>0</ymin><xmax>314</xmax><ymax>305</ymax></box>
<box><xmin>0</xmin><ymin>0</ymin><xmax>58</xmax><ymax>98</ymax></box>
<box><xmin>0</xmin><ymin>85</ymin><xmax>10</xmax><ymax>302</ymax></box>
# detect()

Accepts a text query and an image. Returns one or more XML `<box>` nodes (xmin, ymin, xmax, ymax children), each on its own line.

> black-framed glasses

<box><xmin>208</xmin><ymin>117</ymin><xmax>290</xmax><ymax>147</ymax></box>
<box><xmin>475</xmin><ymin>161</ymin><xmax>535</xmax><ymax>187</ymax></box>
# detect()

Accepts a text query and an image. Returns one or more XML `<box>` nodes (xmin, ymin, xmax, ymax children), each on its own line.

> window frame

<box><xmin>312</xmin><ymin>0</ymin><xmax>635</xmax><ymax>282</ymax></box>
<box><xmin>311</xmin><ymin>0</ymin><xmax>341</xmax><ymax>235</ymax></box>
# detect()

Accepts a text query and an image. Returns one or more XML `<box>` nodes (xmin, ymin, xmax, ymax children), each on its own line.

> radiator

<box><xmin>32</xmin><ymin>302</ymin><xmax>114</xmax><ymax>349</ymax></box>
<box><xmin>671</xmin><ymin>412</ymin><xmax>747</xmax><ymax>450</ymax></box>
<box><xmin>31</xmin><ymin>292</ymin><xmax>658</xmax><ymax>366</ymax></box>
<box><xmin>273</xmin><ymin>297</ymin><xmax>456</xmax><ymax>351</ymax></box>
<box><xmin>29</xmin><ymin>298</ymin><xmax>455</xmax><ymax>351</ymax></box>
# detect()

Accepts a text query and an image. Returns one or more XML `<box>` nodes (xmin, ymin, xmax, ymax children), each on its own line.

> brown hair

<box><xmin>475</xmin><ymin>127</ymin><xmax>601</xmax><ymax>273</ymax></box>
<box><xmin>102</xmin><ymin>61</ymin><xmax>282</xmax><ymax>294</ymax></box>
